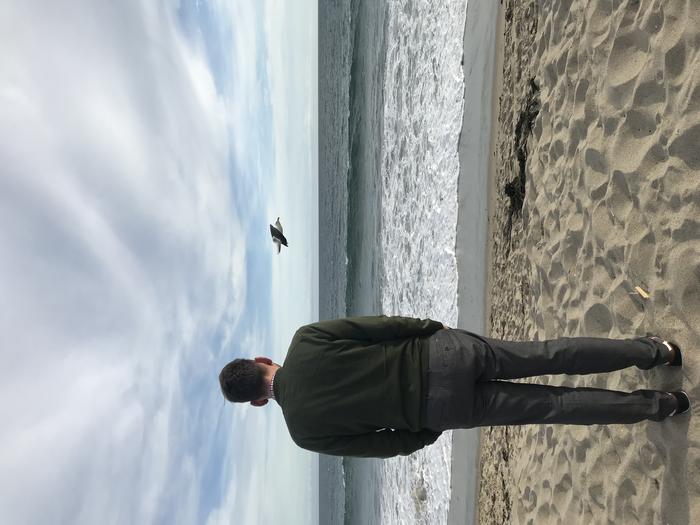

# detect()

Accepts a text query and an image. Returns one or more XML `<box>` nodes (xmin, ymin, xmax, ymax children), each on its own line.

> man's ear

<box><xmin>254</xmin><ymin>357</ymin><xmax>272</xmax><ymax>365</ymax></box>
<box><xmin>251</xmin><ymin>399</ymin><xmax>268</xmax><ymax>407</ymax></box>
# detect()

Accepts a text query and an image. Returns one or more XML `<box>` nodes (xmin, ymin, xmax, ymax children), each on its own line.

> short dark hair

<box><xmin>218</xmin><ymin>359</ymin><xmax>265</xmax><ymax>402</ymax></box>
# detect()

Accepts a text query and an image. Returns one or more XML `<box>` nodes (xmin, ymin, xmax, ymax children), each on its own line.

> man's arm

<box><xmin>299</xmin><ymin>428</ymin><xmax>442</xmax><ymax>459</ymax></box>
<box><xmin>302</xmin><ymin>315</ymin><xmax>444</xmax><ymax>343</ymax></box>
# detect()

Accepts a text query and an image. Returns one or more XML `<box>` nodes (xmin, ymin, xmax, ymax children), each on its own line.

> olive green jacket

<box><xmin>273</xmin><ymin>316</ymin><xmax>443</xmax><ymax>458</ymax></box>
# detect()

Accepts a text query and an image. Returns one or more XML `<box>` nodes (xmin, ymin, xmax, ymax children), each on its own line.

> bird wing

<box><xmin>274</xmin><ymin>219</ymin><xmax>283</xmax><ymax>233</ymax></box>
<box><xmin>269</xmin><ymin>225</ymin><xmax>288</xmax><ymax>247</ymax></box>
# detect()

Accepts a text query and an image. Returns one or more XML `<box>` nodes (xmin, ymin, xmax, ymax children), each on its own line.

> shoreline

<box><xmin>483</xmin><ymin>3</ymin><xmax>506</xmax><ymax>338</ymax></box>
<box><xmin>450</xmin><ymin>1</ymin><xmax>503</xmax><ymax>524</ymax></box>
<box><xmin>476</xmin><ymin>3</ymin><xmax>506</xmax><ymax>524</ymax></box>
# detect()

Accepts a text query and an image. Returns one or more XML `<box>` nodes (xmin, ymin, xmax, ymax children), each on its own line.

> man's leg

<box><xmin>470</xmin><ymin>381</ymin><xmax>677</xmax><ymax>427</ymax></box>
<box><xmin>448</xmin><ymin>330</ymin><xmax>672</xmax><ymax>381</ymax></box>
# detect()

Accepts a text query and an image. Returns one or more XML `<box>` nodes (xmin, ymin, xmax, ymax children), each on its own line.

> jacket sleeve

<box><xmin>302</xmin><ymin>315</ymin><xmax>443</xmax><ymax>343</ymax></box>
<box><xmin>299</xmin><ymin>428</ymin><xmax>443</xmax><ymax>458</ymax></box>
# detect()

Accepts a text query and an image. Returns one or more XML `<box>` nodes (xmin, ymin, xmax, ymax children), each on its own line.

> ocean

<box><xmin>318</xmin><ymin>0</ymin><xmax>490</xmax><ymax>523</ymax></box>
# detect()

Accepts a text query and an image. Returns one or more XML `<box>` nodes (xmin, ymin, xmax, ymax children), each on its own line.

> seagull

<box><xmin>269</xmin><ymin>217</ymin><xmax>288</xmax><ymax>254</ymax></box>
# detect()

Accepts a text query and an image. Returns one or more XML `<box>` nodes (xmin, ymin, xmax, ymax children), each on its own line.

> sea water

<box><xmin>318</xmin><ymin>0</ymin><xmax>480</xmax><ymax>523</ymax></box>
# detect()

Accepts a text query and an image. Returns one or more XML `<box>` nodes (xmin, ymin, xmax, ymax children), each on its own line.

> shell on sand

<box><xmin>634</xmin><ymin>286</ymin><xmax>650</xmax><ymax>299</ymax></box>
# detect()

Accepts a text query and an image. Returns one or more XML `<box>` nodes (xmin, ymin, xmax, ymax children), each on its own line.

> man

<box><xmin>218</xmin><ymin>316</ymin><xmax>690</xmax><ymax>458</ymax></box>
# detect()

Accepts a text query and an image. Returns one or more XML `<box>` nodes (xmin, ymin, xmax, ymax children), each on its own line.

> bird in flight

<box><xmin>269</xmin><ymin>217</ymin><xmax>288</xmax><ymax>253</ymax></box>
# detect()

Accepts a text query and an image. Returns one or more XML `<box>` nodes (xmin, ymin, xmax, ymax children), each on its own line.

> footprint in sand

<box><xmin>606</xmin><ymin>29</ymin><xmax>650</xmax><ymax>87</ymax></box>
<box><xmin>588</xmin><ymin>483</ymin><xmax>605</xmax><ymax>509</ymax></box>
<box><xmin>665</xmin><ymin>242</ymin><xmax>700</xmax><ymax>334</ymax></box>
<box><xmin>665</xmin><ymin>39</ymin><xmax>686</xmax><ymax>80</ymax></box>
<box><xmin>583</xmin><ymin>303</ymin><xmax>614</xmax><ymax>335</ymax></box>
<box><xmin>606</xmin><ymin>170</ymin><xmax>634</xmax><ymax>221</ymax></box>
<box><xmin>632</xmin><ymin>79</ymin><xmax>665</xmax><ymax>107</ymax></box>
<box><xmin>668</xmin><ymin>124</ymin><xmax>700</xmax><ymax>170</ymax></box>
<box><xmin>611</xmin><ymin>281</ymin><xmax>645</xmax><ymax>333</ymax></box>
<box><xmin>611</xmin><ymin>110</ymin><xmax>659</xmax><ymax>172</ymax></box>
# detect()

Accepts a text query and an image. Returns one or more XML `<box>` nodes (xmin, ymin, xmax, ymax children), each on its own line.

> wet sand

<box><xmin>451</xmin><ymin>1</ymin><xmax>502</xmax><ymax>523</ymax></box>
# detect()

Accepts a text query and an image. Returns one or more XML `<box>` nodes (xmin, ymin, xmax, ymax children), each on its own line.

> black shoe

<box><xmin>649</xmin><ymin>336</ymin><xmax>682</xmax><ymax>367</ymax></box>
<box><xmin>669</xmin><ymin>391</ymin><xmax>690</xmax><ymax>416</ymax></box>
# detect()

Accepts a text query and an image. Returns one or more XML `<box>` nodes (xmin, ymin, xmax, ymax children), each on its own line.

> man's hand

<box><xmin>442</xmin><ymin>323</ymin><xmax>450</xmax><ymax>330</ymax></box>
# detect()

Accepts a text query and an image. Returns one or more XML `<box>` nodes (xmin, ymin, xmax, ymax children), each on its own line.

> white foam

<box><xmin>378</xmin><ymin>0</ymin><xmax>468</xmax><ymax>523</ymax></box>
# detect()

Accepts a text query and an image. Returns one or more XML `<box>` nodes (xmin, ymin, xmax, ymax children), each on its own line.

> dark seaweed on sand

<box><xmin>504</xmin><ymin>78</ymin><xmax>540</xmax><ymax>242</ymax></box>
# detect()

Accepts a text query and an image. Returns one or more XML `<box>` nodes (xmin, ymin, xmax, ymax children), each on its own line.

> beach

<box><xmin>319</xmin><ymin>0</ymin><xmax>698</xmax><ymax>522</ymax></box>
<box><xmin>469</xmin><ymin>0</ymin><xmax>700</xmax><ymax>523</ymax></box>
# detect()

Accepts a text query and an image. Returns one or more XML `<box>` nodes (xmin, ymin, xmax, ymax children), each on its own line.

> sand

<box><xmin>475</xmin><ymin>0</ymin><xmax>700</xmax><ymax>523</ymax></box>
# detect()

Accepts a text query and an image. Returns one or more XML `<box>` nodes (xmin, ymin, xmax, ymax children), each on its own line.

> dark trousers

<box><xmin>424</xmin><ymin>329</ymin><xmax>676</xmax><ymax>431</ymax></box>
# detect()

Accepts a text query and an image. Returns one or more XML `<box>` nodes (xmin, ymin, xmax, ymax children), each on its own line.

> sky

<box><xmin>0</xmin><ymin>1</ymin><xmax>318</xmax><ymax>524</ymax></box>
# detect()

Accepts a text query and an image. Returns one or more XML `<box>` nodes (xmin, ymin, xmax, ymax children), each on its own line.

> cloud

<box><xmin>1</xmin><ymin>0</ymin><xmax>319</xmax><ymax>523</ymax></box>
<box><xmin>0</xmin><ymin>1</ymin><xmax>248</xmax><ymax>523</ymax></box>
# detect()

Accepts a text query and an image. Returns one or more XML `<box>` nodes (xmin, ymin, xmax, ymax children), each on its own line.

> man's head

<box><xmin>219</xmin><ymin>357</ymin><xmax>275</xmax><ymax>406</ymax></box>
